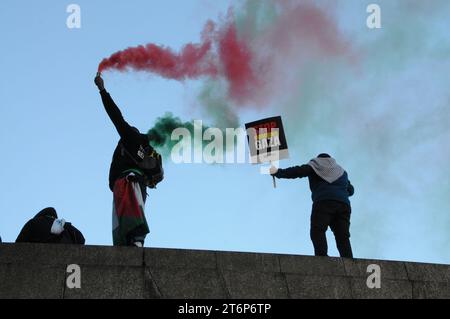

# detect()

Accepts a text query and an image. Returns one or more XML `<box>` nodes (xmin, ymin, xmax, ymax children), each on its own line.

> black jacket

<box><xmin>16</xmin><ymin>207</ymin><xmax>85</xmax><ymax>244</ymax></box>
<box><xmin>100</xmin><ymin>90</ymin><xmax>151</xmax><ymax>191</ymax></box>
<box><xmin>274</xmin><ymin>165</ymin><xmax>354</xmax><ymax>205</ymax></box>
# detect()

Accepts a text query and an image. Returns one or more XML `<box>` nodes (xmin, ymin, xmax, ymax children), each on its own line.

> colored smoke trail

<box><xmin>99</xmin><ymin>41</ymin><xmax>218</xmax><ymax>81</ymax></box>
<box><xmin>147</xmin><ymin>113</ymin><xmax>203</xmax><ymax>156</ymax></box>
<box><xmin>98</xmin><ymin>17</ymin><xmax>257</xmax><ymax>105</ymax></box>
<box><xmin>98</xmin><ymin>1</ymin><xmax>352</xmax><ymax>110</ymax></box>
<box><xmin>147</xmin><ymin>113</ymin><xmax>227</xmax><ymax>157</ymax></box>
<box><xmin>98</xmin><ymin>0</ymin><xmax>354</xmax><ymax>158</ymax></box>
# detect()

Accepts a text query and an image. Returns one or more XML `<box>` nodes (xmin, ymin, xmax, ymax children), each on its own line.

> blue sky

<box><xmin>1</xmin><ymin>0</ymin><xmax>449</xmax><ymax>265</ymax></box>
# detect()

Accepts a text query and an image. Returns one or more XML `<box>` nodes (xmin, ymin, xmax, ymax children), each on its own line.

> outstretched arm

<box><xmin>271</xmin><ymin>165</ymin><xmax>313</xmax><ymax>179</ymax></box>
<box><xmin>95</xmin><ymin>73</ymin><xmax>139</xmax><ymax>141</ymax></box>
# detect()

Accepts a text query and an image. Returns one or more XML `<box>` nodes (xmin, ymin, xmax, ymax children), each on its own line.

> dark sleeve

<box><xmin>100</xmin><ymin>90</ymin><xmax>140</xmax><ymax>141</ymax></box>
<box><xmin>273</xmin><ymin>165</ymin><xmax>313</xmax><ymax>179</ymax></box>
<box><xmin>347</xmin><ymin>180</ymin><xmax>355</xmax><ymax>197</ymax></box>
<box><xmin>15</xmin><ymin>218</ymin><xmax>53</xmax><ymax>243</ymax></box>
<box><xmin>64</xmin><ymin>223</ymin><xmax>85</xmax><ymax>245</ymax></box>
<box><xmin>15</xmin><ymin>221</ymin><xmax>31</xmax><ymax>243</ymax></box>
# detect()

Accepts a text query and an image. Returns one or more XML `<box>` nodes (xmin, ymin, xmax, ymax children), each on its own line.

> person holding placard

<box><xmin>271</xmin><ymin>154</ymin><xmax>355</xmax><ymax>258</ymax></box>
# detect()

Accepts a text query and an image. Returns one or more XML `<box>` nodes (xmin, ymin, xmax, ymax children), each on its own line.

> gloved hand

<box><xmin>51</xmin><ymin>219</ymin><xmax>66</xmax><ymax>235</ymax></box>
<box><xmin>269</xmin><ymin>166</ymin><xmax>279</xmax><ymax>176</ymax></box>
<box><xmin>94</xmin><ymin>72</ymin><xmax>105</xmax><ymax>91</ymax></box>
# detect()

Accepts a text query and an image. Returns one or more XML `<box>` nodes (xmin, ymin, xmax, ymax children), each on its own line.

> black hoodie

<box><xmin>100</xmin><ymin>90</ymin><xmax>152</xmax><ymax>191</ymax></box>
<box><xmin>16</xmin><ymin>208</ymin><xmax>85</xmax><ymax>244</ymax></box>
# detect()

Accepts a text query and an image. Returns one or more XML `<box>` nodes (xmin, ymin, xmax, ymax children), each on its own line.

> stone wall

<box><xmin>0</xmin><ymin>243</ymin><xmax>449</xmax><ymax>299</ymax></box>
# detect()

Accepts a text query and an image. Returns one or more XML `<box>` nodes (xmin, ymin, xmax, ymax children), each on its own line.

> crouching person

<box><xmin>16</xmin><ymin>207</ymin><xmax>85</xmax><ymax>245</ymax></box>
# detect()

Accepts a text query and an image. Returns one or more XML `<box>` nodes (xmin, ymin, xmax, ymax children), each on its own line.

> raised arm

<box><xmin>95</xmin><ymin>73</ymin><xmax>140</xmax><ymax>141</ymax></box>
<box><xmin>271</xmin><ymin>165</ymin><xmax>313</xmax><ymax>179</ymax></box>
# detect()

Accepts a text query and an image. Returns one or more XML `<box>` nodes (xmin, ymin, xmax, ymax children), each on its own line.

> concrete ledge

<box><xmin>150</xmin><ymin>268</ymin><xmax>226</xmax><ymax>299</ymax></box>
<box><xmin>0</xmin><ymin>263</ymin><xmax>65</xmax><ymax>299</ymax></box>
<box><xmin>285</xmin><ymin>274</ymin><xmax>352</xmax><ymax>299</ymax></box>
<box><xmin>343</xmin><ymin>258</ymin><xmax>409</xmax><ymax>280</ymax></box>
<box><xmin>349</xmin><ymin>278</ymin><xmax>412</xmax><ymax>299</ymax></box>
<box><xmin>0</xmin><ymin>243</ymin><xmax>449</xmax><ymax>299</ymax></box>
<box><xmin>216</xmin><ymin>251</ymin><xmax>281</xmax><ymax>273</ymax></box>
<box><xmin>412</xmin><ymin>281</ymin><xmax>450</xmax><ymax>299</ymax></box>
<box><xmin>279</xmin><ymin>255</ymin><xmax>345</xmax><ymax>276</ymax></box>
<box><xmin>222</xmin><ymin>271</ymin><xmax>289</xmax><ymax>299</ymax></box>
<box><xmin>405</xmin><ymin>262</ymin><xmax>450</xmax><ymax>283</ymax></box>
<box><xmin>64</xmin><ymin>266</ymin><xmax>146</xmax><ymax>299</ymax></box>
<box><xmin>145</xmin><ymin>248</ymin><xmax>216</xmax><ymax>270</ymax></box>
<box><xmin>0</xmin><ymin>243</ymin><xmax>143</xmax><ymax>267</ymax></box>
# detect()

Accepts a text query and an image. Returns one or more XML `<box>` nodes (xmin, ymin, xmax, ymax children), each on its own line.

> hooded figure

<box><xmin>95</xmin><ymin>73</ymin><xmax>164</xmax><ymax>247</ymax></box>
<box><xmin>271</xmin><ymin>154</ymin><xmax>354</xmax><ymax>258</ymax></box>
<box><xmin>16</xmin><ymin>207</ymin><xmax>85</xmax><ymax>245</ymax></box>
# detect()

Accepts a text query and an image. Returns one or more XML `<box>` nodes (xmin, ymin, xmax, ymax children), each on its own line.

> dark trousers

<box><xmin>310</xmin><ymin>200</ymin><xmax>353</xmax><ymax>258</ymax></box>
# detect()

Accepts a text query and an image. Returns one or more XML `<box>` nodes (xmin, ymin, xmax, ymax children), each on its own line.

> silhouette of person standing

<box><xmin>271</xmin><ymin>154</ymin><xmax>354</xmax><ymax>258</ymax></box>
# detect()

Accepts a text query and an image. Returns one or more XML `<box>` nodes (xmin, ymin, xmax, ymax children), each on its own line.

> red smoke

<box><xmin>218</xmin><ymin>24</ymin><xmax>257</xmax><ymax>103</ymax></box>
<box><xmin>98</xmin><ymin>18</ymin><xmax>257</xmax><ymax>104</ymax></box>
<box><xmin>98</xmin><ymin>2</ymin><xmax>353</xmax><ymax>106</ymax></box>
<box><xmin>98</xmin><ymin>41</ymin><xmax>217</xmax><ymax>80</ymax></box>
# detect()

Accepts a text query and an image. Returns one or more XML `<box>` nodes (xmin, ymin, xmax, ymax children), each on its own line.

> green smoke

<box><xmin>147</xmin><ymin>113</ymin><xmax>199</xmax><ymax>155</ymax></box>
<box><xmin>197</xmin><ymin>81</ymin><xmax>240</xmax><ymax>129</ymax></box>
<box><xmin>147</xmin><ymin>112</ymin><xmax>231</xmax><ymax>158</ymax></box>
<box><xmin>147</xmin><ymin>82</ymin><xmax>242</xmax><ymax>158</ymax></box>
<box><xmin>234</xmin><ymin>0</ymin><xmax>278</xmax><ymax>38</ymax></box>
